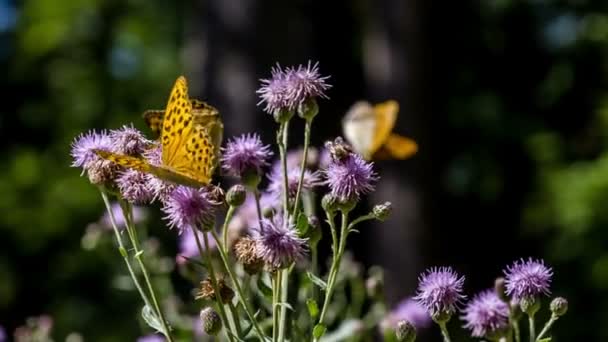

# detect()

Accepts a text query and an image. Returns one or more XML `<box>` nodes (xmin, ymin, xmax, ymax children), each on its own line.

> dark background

<box><xmin>1</xmin><ymin>0</ymin><xmax>606</xmax><ymax>340</ymax></box>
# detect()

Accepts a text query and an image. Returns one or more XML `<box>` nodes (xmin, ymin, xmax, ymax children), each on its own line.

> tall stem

<box><xmin>254</xmin><ymin>189</ymin><xmax>265</xmax><ymax>231</ymax></box>
<box><xmin>528</xmin><ymin>314</ymin><xmax>536</xmax><ymax>342</ymax></box>
<box><xmin>438</xmin><ymin>321</ymin><xmax>452</xmax><ymax>342</ymax></box>
<box><xmin>272</xmin><ymin>271</ymin><xmax>282</xmax><ymax>342</ymax></box>
<box><xmin>536</xmin><ymin>316</ymin><xmax>557</xmax><ymax>341</ymax></box>
<box><xmin>315</xmin><ymin>211</ymin><xmax>349</xmax><ymax>341</ymax></box>
<box><xmin>210</xmin><ymin>230</ymin><xmax>267</xmax><ymax>340</ymax></box>
<box><xmin>292</xmin><ymin>119</ymin><xmax>312</xmax><ymax>218</ymax></box>
<box><xmin>99</xmin><ymin>191</ymin><xmax>159</xmax><ymax>333</ymax></box>
<box><xmin>278</xmin><ymin>268</ymin><xmax>288</xmax><ymax>341</ymax></box>
<box><xmin>277</xmin><ymin>120</ymin><xmax>291</xmax><ymax>223</ymax></box>
<box><xmin>191</xmin><ymin>227</ymin><xmax>235</xmax><ymax>342</ymax></box>
<box><xmin>221</xmin><ymin>205</ymin><xmax>236</xmax><ymax>251</ymax></box>
<box><xmin>121</xmin><ymin>202</ymin><xmax>173</xmax><ymax>342</ymax></box>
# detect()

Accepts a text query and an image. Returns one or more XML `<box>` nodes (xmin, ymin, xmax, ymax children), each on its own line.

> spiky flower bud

<box><xmin>234</xmin><ymin>236</ymin><xmax>264</xmax><ymax>275</ymax></box>
<box><xmin>520</xmin><ymin>297</ymin><xmax>540</xmax><ymax>316</ymax></box>
<box><xmin>373</xmin><ymin>202</ymin><xmax>392</xmax><ymax>221</ymax></box>
<box><xmin>200</xmin><ymin>307</ymin><xmax>222</xmax><ymax>335</ymax></box>
<box><xmin>550</xmin><ymin>297</ymin><xmax>568</xmax><ymax>317</ymax></box>
<box><xmin>321</xmin><ymin>194</ymin><xmax>339</xmax><ymax>214</ymax></box>
<box><xmin>298</xmin><ymin>98</ymin><xmax>319</xmax><ymax>121</ymax></box>
<box><xmin>227</xmin><ymin>185</ymin><xmax>247</xmax><ymax>207</ymax></box>
<box><xmin>395</xmin><ymin>320</ymin><xmax>416</xmax><ymax>342</ymax></box>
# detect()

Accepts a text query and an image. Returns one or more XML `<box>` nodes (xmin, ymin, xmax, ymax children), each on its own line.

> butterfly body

<box><xmin>342</xmin><ymin>100</ymin><xmax>417</xmax><ymax>161</ymax></box>
<box><xmin>96</xmin><ymin>76</ymin><xmax>220</xmax><ymax>187</ymax></box>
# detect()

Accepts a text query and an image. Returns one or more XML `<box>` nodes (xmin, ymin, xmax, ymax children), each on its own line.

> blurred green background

<box><xmin>1</xmin><ymin>0</ymin><xmax>608</xmax><ymax>340</ymax></box>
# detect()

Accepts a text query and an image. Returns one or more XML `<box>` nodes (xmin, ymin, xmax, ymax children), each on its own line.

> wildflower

<box><xmin>372</xmin><ymin>202</ymin><xmax>392</xmax><ymax>221</ymax></box>
<box><xmin>504</xmin><ymin>258</ymin><xmax>552</xmax><ymax>301</ymax></box>
<box><xmin>109</xmin><ymin>124</ymin><xmax>150</xmax><ymax>156</ymax></box>
<box><xmin>324</xmin><ymin>150</ymin><xmax>378</xmax><ymax>203</ymax></box>
<box><xmin>196</xmin><ymin>278</ymin><xmax>234</xmax><ymax>304</ymax></box>
<box><xmin>116</xmin><ymin>169</ymin><xmax>154</xmax><ymax>204</ymax></box>
<box><xmin>462</xmin><ymin>290</ymin><xmax>509</xmax><ymax>338</ymax></box>
<box><xmin>550</xmin><ymin>297</ymin><xmax>568</xmax><ymax>317</ymax></box>
<box><xmin>234</xmin><ymin>236</ymin><xmax>264</xmax><ymax>274</ymax></box>
<box><xmin>200</xmin><ymin>307</ymin><xmax>222</xmax><ymax>336</ymax></box>
<box><xmin>228</xmin><ymin>192</ymin><xmax>279</xmax><ymax>234</ymax></box>
<box><xmin>70</xmin><ymin>129</ymin><xmax>118</xmax><ymax>184</ymax></box>
<box><xmin>381</xmin><ymin>298</ymin><xmax>431</xmax><ymax>331</ymax></box>
<box><xmin>257</xmin><ymin>62</ymin><xmax>331</xmax><ymax>115</ymax></box>
<box><xmin>252</xmin><ymin>215</ymin><xmax>307</xmax><ymax>269</ymax></box>
<box><xmin>395</xmin><ymin>320</ymin><xmax>416</xmax><ymax>342</ymax></box>
<box><xmin>415</xmin><ymin>267</ymin><xmax>465</xmax><ymax>321</ymax></box>
<box><xmin>268</xmin><ymin>166</ymin><xmax>321</xmax><ymax>200</ymax></box>
<box><xmin>162</xmin><ymin>186</ymin><xmax>217</xmax><ymax>233</ymax></box>
<box><xmin>143</xmin><ymin>145</ymin><xmax>175</xmax><ymax>202</ymax></box>
<box><xmin>221</xmin><ymin>133</ymin><xmax>273</xmax><ymax>181</ymax></box>
<box><xmin>226</xmin><ymin>184</ymin><xmax>247</xmax><ymax>207</ymax></box>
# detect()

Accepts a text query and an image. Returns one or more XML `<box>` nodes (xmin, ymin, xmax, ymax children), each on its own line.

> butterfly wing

<box><xmin>143</xmin><ymin>110</ymin><xmax>165</xmax><ymax>138</ymax></box>
<box><xmin>161</xmin><ymin>76</ymin><xmax>195</xmax><ymax>167</ymax></box>
<box><xmin>372</xmin><ymin>133</ymin><xmax>418</xmax><ymax>160</ymax></box>
<box><xmin>342</xmin><ymin>101</ymin><xmax>377</xmax><ymax>160</ymax></box>
<box><xmin>370</xmin><ymin>100</ymin><xmax>399</xmax><ymax>155</ymax></box>
<box><xmin>168</xmin><ymin>125</ymin><xmax>216</xmax><ymax>184</ymax></box>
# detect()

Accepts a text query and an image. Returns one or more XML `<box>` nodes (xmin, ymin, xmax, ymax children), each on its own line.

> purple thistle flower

<box><xmin>143</xmin><ymin>145</ymin><xmax>176</xmax><ymax>202</ymax></box>
<box><xmin>221</xmin><ymin>133</ymin><xmax>273</xmax><ymax>177</ymax></box>
<box><xmin>380</xmin><ymin>298</ymin><xmax>431</xmax><ymax>332</ymax></box>
<box><xmin>109</xmin><ymin>124</ymin><xmax>150</xmax><ymax>156</ymax></box>
<box><xmin>504</xmin><ymin>258</ymin><xmax>553</xmax><ymax>301</ymax></box>
<box><xmin>137</xmin><ymin>334</ymin><xmax>165</xmax><ymax>342</ymax></box>
<box><xmin>116</xmin><ymin>169</ymin><xmax>154</xmax><ymax>204</ymax></box>
<box><xmin>462</xmin><ymin>290</ymin><xmax>509</xmax><ymax>338</ymax></box>
<box><xmin>415</xmin><ymin>267</ymin><xmax>466</xmax><ymax>317</ymax></box>
<box><xmin>176</xmin><ymin>229</ymin><xmax>216</xmax><ymax>265</ymax></box>
<box><xmin>162</xmin><ymin>186</ymin><xmax>217</xmax><ymax>233</ymax></box>
<box><xmin>70</xmin><ymin>129</ymin><xmax>112</xmax><ymax>169</ymax></box>
<box><xmin>229</xmin><ymin>192</ymin><xmax>280</xmax><ymax>235</ymax></box>
<box><xmin>324</xmin><ymin>152</ymin><xmax>378</xmax><ymax>202</ymax></box>
<box><xmin>251</xmin><ymin>214</ymin><xmax>307</xmax><ymax>269</ymax></box>
<box><xmin>268</xmin><ymin>166</ymin><xmax>321</xmax><ymax>199</ymax></box>
<box><xmin>100</xmin><ymin>202</ymin><xmax>147</xmax><ymax>230</ymax></box>
<box><xmin>257</xmin><ymin>62</ymin><xmax>331</xmax><ymax>114</ymax></box>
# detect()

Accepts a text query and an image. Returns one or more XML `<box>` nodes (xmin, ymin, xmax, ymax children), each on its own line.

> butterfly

<box><xmin>95</xmin><ymin>76</ymin><xmax>220</xmax><ymax>187</ymax></box>
<box><xmin>342</xmin><ymin>100</ymin><xmax>418</xmax><ymax>161</ymax></box>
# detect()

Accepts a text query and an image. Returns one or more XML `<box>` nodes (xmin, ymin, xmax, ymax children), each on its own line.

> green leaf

<box><xmin>296</xmin><ymin>213</ymin><xmax>309</xmax><ymax>236</ymax></box>
<box><xmin>141</xmin><ymin>305</ymin><xmax>164</xmax><ymax>333</ymax></box>
<box><xmin>178</xmin><ymin>255</ymin><xmax>207</xmax><ymax>269</ymax></box>
<box><xmin>313</xmin><ymin>324</ymin><xmax>326</xmax><ymax>339</ymax></box>
<box><xmin>257</xmin><ymin>276</ymin><xmax>273</xmax><ymax>298</ymax></box>
<box><xmin>307</xmin><ymin>298</ymin><xmax>320</xmax><ymax>319</ymax></box>
<box><xmin>537</xmin><ymin>338</ymin><xmax>552</xmax><ymax>342</ymax></box>
<box><xmin>307</xmin><ymin>271</ymin><xmax>328</xmax><ymax>290</ymax></box>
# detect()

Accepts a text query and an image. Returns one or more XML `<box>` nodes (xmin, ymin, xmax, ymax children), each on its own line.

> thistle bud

<box><xmin>241</xmin><ymin>170</ymin><xmax>262</xmax><ymax>190</ymax></box>
<box><xmin>322</xmin><ymin>194</ymin><xmax>339</xmax><ymax>214</ymax></box>
<box><xmin>550</xmin><ymin>297</ymin><xmax>568</xmax><ymax>317</ymax></box>
<box><xmin>200</xmin><ymin>307</ymin><xmax>222</xmax><ymax>335</ymax></box>
<box><xmin>395</xmin><ymin>320</ymin><xmax>416</xmax><ymax>342</ymax></box>
<box><xmin>372</xmin><ymin>202</ymin><xmax>392</xmax><ymax>221</ymax></box>
<box><xmin>274</xmin><ymin>108</ymin><xmax>294</xmax><ymax>124</ymax></box>
<box><xmin>520</xmin><ymin>297</ymin><xmax>540</xmax><ymax>316</ymax></box>
<box><xmin>298</xmin><ymin>98</ymin><xmax>319</xmax><ymax>121</ymax></box>
<box><xmin>431</xmin><ymin>310</ymin><xmax>452</xmax><ymax>324</ymax></box>
<box><xmin>226</xmin><ymin>185</ymin><xmax>247</xmax><ymax>207</ymax></box>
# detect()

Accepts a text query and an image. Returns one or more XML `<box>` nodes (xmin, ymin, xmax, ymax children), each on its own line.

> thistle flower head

<box><xmin>109</xmin><ymin>124</ymin><xmax>150</xmax><ymax>156</ymax></box>
<box><xmin>268</xmin><ymin>166</ymin><xmax>321</xmax><ymax>199</ymax></box>
<box><xmin>162</xmin><ymin>186</ymin><xmax>217</xmax><ymax>233</ymax></box>
<box><xmin>234</xmin><ymin>236</ymin><xmax>264</xmax><ymax>274</ymax></box>
<box><xmin>251</xmin><ymin>215</ymin><xmax>307</xmax><ymax>269</ymax></box>
<box><xmin>143</xmin><ymin>145</ymin><xmax>175</xmax><ymax>202</ymax></box>
<box><xmin>415</xmin><ymin>267</ymin><xmax>465</xmax><ymax>320</ymax></box>
<box><xmin>324</xmin><ymin>152</ymin><xmax>378</xmax><ymax>202</ymax></box>
<box><xmin>257</xmin><ymin>61</ymin><xmax>331</xmax><ymax>115</ymax></box>
<box><xmin>116</xmin><ymin>169</ymin><xmax>154</xmax><ymax>204</ymax></box>
<box><xmin>221</xmin><ymin>133</ymin><xmax>273</xmax><ymax>178</ymax></box>
<box><xmin>504</xmin><ymin>258</ymin><xmax>553</xmax><ymax>301</ymax></box>
<box><xmin>381</xmin><ymin>298</ymin><xmax>431</xmax><ymax>332</ymax></box>
<box><xmin>70</xmin><ymin>129</ymin><xmax>118</xmax><ymax>184</ymax></box>
<box><xmin>462</xmin><ymin>290</ymin><xmax>509</xmax><ymax>338</ymax></box>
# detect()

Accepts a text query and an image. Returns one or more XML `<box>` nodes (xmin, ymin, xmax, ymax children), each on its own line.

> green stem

<box><xmin>99</xmin><ymin>191</ymin><xmax>164</xmax><ymax>337</ymax></box>
<box><xmin>277</xmin><ymin>120</ymin><xmax>291</xmax><ymax>223</ymax></box>
<box><xmin>292</xmin><ymin>119</ymin><xmax>312</xmax><ymax>218</ymax></box>
<box><xmin>278</xmin><ymin>268</ymin><xmax>288</xmax><ymax>341</ymax></box>
<box><xmin>536</xmin><ymin>316</ymin><xmax>557</xmax><ymax>341</ymax></box>
<box><xmin>191</xmin><ymin>227</ymin><xmax>235</xmax><ymax>342</ymax></box>
<box><xmin>513</xmin><ymin>320</ymin><xmax>521</xmax><ymax>342</ymax></box>
<box><xmin>315</xmin><ymin>211</ymin><xmax>350</xmax><ymax>341</ymax></box>
<box><xmin>272</xmin><ymin>271</ymin><xmax>281</xmax><ymax>342</ymax></box>
<box><xmin>229</xmin><ymin>302</ymin><xmax>243</xmax><ymax>337</ymax></box>
<box><xmin>528</xmin><ymin>314</ymin><xmax>536</xmax><ymax>342</ymax></box>
<box><xmin>254</xmin><ymin>189</ymin><xmax>265</xmax><ymax>231</ymax></box>
<box><xmin>347</xmin><ymin>214</ymin><xmax>375</xmax><ymax>231</ymax></box>
<box><xmin>311</xmin><ymin>246</ymin><xmax>319</xmax><ymax>303</ymax></box>
<box><xmin>438</xmin><ymin>321</ymin><xmax>452</xmax><ymax>342</ymax></box>
<box><xmin>210</xmin><ymin>230</ymin><xmax>267</xmax><ymax>340</ymax></box>
<box><xmin>222</xmin><ymin>205</ymin><xmax>237</xmax><ymax>251</ymax></box>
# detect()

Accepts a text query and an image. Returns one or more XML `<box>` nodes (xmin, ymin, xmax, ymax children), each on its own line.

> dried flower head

<box><xmin>415</xmin><ymin>267</ymin><xmax>465</xmax><ymax>320</ymax></box>
<box><xmin>116</xmin><ymin>169</ymin><xmax>154</xmax><ymax>204</ymax></box>
<box><xmin>252</xmin><ymin>215</ymin><xmax>307</xmax><ymax>269</ymax></box>
<box><xmin>324</xmin><ymin>151</ymin><xmax>378</xmax><ymax>202</ymax></box>
<box><xmin>221</xmin><ymin>133</ymin><xmax>273</xmax><ymax>178</ymax></box>
<box><xmin>162</xmin><ymin>186</ymin><xmax>217</xmax><ymax>233</ymax></box>
<box><xmin>196</xmin><ymin>278</ymin><xmax>234</xmax><ymax>304</ymax></box>
<box><xmin>234</xmin><ymin>236</ymin><xmax>264</xmax><ymax>274</ymax></box>
<box><xmin>109</xmin><ymin>124</ymin><xmax>150</xmax><ymax>156</ymax></box>
<box><xmin>462</xmin><ymin>290</ymin><xmax>509</xmax><ymax>338</ymax></box>
<box><xmin>504</xmin><ymin>258</ymin><xmax>553</xmax><ymax>301</ymax></box>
